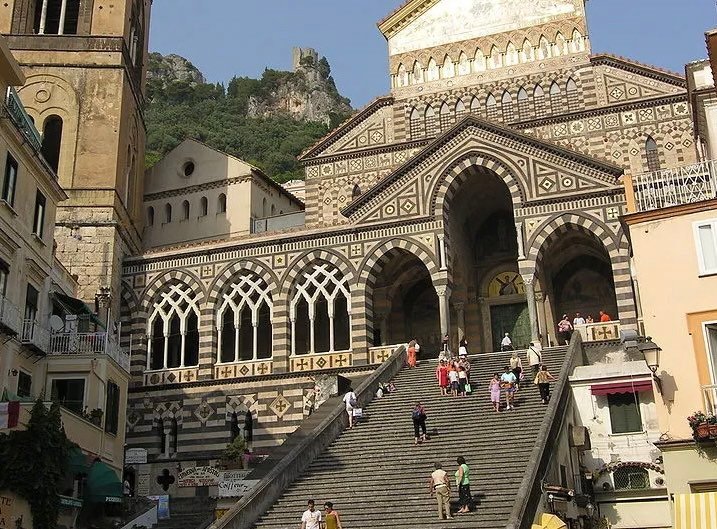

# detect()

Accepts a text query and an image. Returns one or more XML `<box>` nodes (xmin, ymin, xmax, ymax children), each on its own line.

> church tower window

<box><xmin>181</xmin><ymin>200</ymin><xmax>190</xmax><ymax>221</ymax></box>
<box><xmin>486</xmin><ymin>94</ymin><xmax>499</xmax><ymax>121</ymax></box>
<box><xmin>41</xmin><ymin>115</ymin><xmax>63</xmax><ymax>174</ymax></box>
<box><xmin>566</xmin><ymin>77</ymin><xmax>579</xmax><ymax>111</ymax></box>
<box><xmin>290</xmin><ymin>262</ymin><xmax>351</xmax><ymax>355</ymax></box>
<box><xmin>549</xmin><ymin>82</ymin><xmax>561</xmax><ymax>115</ymax></box>
<box><xmin>645</xmin><ymin>136</ymin><xmax>661</xmax><ymax>173</ymax></box>
<box><xmin>424</xmin><ymin>105</ymin><xmax>436</xmax><ymax>136</ymax></box>
<box><xmin>534</xmin><ymin>85</ymin><xmax>546</xmax><ymax>118</ymax></box>
<box><xmin>501</xmin><ymin>91</ymin><xmax>514</xmax><ymax>122</ymax></box>
<box><xmin>147</xmin><ymin>207</ymin><xmax>154</xmax><ymax>227</ymax></box>
<box><xmin>200</xmin><ymin>197</ymin><xmax>208</xmax><ymax>217</ymax></box>
<box><xmin>218</xmin><ymin>194</ymin><xmax>227</xmax><ymax>214</ymax></box>
<box><xmin>33</xmin><ymin>0</ymin><xmax>80</xmax><ymax>35</ymax></box>
<box><xmin>455</xmin><ymin>99</ymin><xmax>466</xmax><ymax>120</ymax></box>
<box><xmin>517</xmin><ymin>87</ymin><xmax>530</xmax><ymax>120</ymax></box>
<box><xmin>408</xmin><ymin>107</ymin><xmax>421</xmax><ymax>140</ymax></box>
<box><xmin>217</xmin><ymin>272</ymin><xmax>274</xmax><ymax>363</ymax></box>
<box><xmin>164</xmin><ymin>204</ymin><xmax>172</xmax><ymax>224</ymax></box>
<box><xmin>439</xmin><ymin>102</ymin><xmax>451</xmax><ymax>132</ymax></box>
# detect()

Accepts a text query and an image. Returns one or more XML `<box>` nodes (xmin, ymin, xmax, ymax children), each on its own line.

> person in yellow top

<box><xmin>323</xmin><ymin>502</ymin><xmax>343</xmax><ymax>529</ymax></box>
<box><xmin>534</xmin><ymin>364</ymin><xmax>557</xmax><ymax>404</ymax></box>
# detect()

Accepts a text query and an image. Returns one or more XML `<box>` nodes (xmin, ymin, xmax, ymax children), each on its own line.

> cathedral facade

<box><xmin>114</xmin><ymin>0</ymin><xmax>700</xmax><ymax>471</ymax></box>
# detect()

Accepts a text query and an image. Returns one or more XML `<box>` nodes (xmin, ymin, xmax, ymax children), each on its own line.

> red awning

<box><xmin>590</xmin><ymin>380</ymin><xmax>653</xmax><ymax>396</ymax></box>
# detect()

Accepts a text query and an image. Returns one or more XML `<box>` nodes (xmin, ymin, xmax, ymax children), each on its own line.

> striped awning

<box><xmin>674</xmin><ymin>492</ymin><xmax>717</xmax><ymax>528</ymax></box>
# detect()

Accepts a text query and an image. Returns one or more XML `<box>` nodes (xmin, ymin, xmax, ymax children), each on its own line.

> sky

<box><xmin>149</xmin><ymin>1</ymin><xmax>717</xmax><ymax>109</ymax></box>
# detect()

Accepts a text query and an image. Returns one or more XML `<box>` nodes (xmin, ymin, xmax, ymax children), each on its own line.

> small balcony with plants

<box><xmin>687</xmin><ymin>411</ymin><xmax>717</xmax><ymax>441</ymax></box>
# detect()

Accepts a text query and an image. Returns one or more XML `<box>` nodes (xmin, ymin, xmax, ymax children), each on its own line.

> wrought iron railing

<box><xmin>21</xmin><ymin>319</ymin><xmax>51</xmax><ymax>353</ymax></box>
<box><xmin>0</xmin><ymin>295</ymin><xmax>21</xmax><ymax>335</ymax></box>
<box><xmin>49</xmin><ymin>332</ymin><xmax>130</xmax><ymax>372</ymax></box>
<box><xmin>631</xmin><ymin>160</ymin><xmax>717</xmax><ymax>213</ymax></box>
<box><xmin>702</xmin><ymin>384</ymin><xmax>717</xmax><ymax>415</ymax></box>
<box><xmin>4</xmin><ymin>87</ymin><xmax>42</xmax><ymax>152</ymax></box>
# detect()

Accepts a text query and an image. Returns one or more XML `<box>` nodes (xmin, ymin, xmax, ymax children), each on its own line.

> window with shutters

<box><xmin>2</xmin><ymin>153</ymin><xmax>18</xmax><ymax>207</ymax></box>
<box><xmin>607</xmin><ymin>392</ymin><xmax>642</xmax><ymax>434</ymax></box>
<box><xmin>694</xmin><ymin>220</ymin><xmax>717</xmax><ymax>275</ymax></box>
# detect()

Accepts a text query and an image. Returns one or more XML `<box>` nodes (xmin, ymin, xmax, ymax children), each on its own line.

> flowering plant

<box><xmin>687</xmin><ymin>411</ymin><xmax>708</xmax><ymax>429</ymax></box>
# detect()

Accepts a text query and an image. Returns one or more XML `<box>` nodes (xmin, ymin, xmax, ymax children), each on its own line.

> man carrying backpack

<box><xmin>412</xmin><ymin>402</ymin><xmax>427</xmax><ymax>445</ymax></box>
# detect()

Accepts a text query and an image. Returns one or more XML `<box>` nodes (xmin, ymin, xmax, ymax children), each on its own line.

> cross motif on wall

<box><xmin>156</xmin><ymin>469</ymin><xmax>175</xmax><ymax>491</ymax></box>
<box><xmin>334</xmin><ymin>355</ymin><xmax>347</xmax><ymax>367</ymax></box>
<box><xmin>222</xmin><ymin>367</ymin><xmax>233</xmax><ymax>378</ymax></box>
<box><xmin>594</xmin><ymin>326</ymin><xmax>614</xmax><ymax>341</ymax></box>
<box><xmin>376</xmin><ymin>351</ymin><xmax>389</xmax><ymax>363</ymax></box>
<box><xmin>257</xmin><ymin>363</ymin><xmax>269</xmax><ymax>375</ymax></box>
<box><xmin>296</xmin><ymin>359</ymin><xmax>310</xmax><ymax>371</ymax></box>
<box><xmin>184</xmin><ymin>371</ymin><xmax>194</xmax><ymax>381</ymax></box>
<box><xmin>274</xmin><ymin>399</ymin><xmax>288</xmax><ymax>413</ymax></box>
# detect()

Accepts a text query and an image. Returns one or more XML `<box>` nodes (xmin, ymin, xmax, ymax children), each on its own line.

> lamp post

<box><xmin>639</xmin><ymin>338</ymin><xmax>662</xmax><ymax>392</ymax></box>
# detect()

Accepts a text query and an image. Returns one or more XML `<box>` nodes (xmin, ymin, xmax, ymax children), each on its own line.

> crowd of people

<box><xmin>557</xmin><ymin>310</ymin><xmax>612</xmax><ymax>344</ymax></box>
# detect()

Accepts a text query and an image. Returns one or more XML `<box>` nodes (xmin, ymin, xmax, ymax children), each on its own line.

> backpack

<box><xmin>412</xmin><ymin>408</ymin><xmax>423</xmax><ymax>420</ymax></box>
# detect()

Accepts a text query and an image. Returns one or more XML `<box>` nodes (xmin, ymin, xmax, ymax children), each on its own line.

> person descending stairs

<box><xmin>252</xmin><ymin>346</ymin><xmax>569</xmax><ymax>529</ymax></box>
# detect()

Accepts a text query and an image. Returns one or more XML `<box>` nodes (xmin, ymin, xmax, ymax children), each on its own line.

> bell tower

<box><xmin>2</xmin><ymin>0</ymin><xmax>151</xmax><ymax>313</ymax></box>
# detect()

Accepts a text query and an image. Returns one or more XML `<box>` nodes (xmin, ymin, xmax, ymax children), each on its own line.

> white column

<box><xmin>146</xmin><ymin>334</ymin><xmax>152</xmax><ymax>370</ymax></box>
<box><xmin>163</xmin><ymin>422</ymin><xmax>171</xmax><ymax>457</ymax></box>
<box><xmin>290</xmin><ymin>318</ymin><xmax>296</xmax><ymax>355</ymax></box>
<box><xmin>455</xmin><ymin>302</ymin><xmax>466</xmax><ymax>342</ymax></box>
<box><xmin>216</xmin><ymin>326</ymin><xmax>223</xmax><ymax>364</ymax></box>
<box><xmin>328</xmin><ymin>300</ymin><xmax>335</xmax><ymax>353</ymax></box>
<box><xmin>58</xmin><ymin>0</ymin><xmax>68</xmax><ymax>34</ymax></box>
<box><xmin>179</xmin><ymin>332</ymin><xmax>186</xmax><ymax>368</ymax></box>
<box><xmin>39</xmin><ymin>0</ymin><xmax>49</xmax><ymax>34</ymax></box>
<box><xmin>162</xmin><ymin>329</ymin><xmax>169</xmax><ymax>370</ymax></box>
<box><xmin>521</xmin><ymin>274</ymin><xmax>541</xmax><ymax>343</ymax></box>
<box><xmin>515</xmin><ymin>222</ymin><xmax>526</xmax><ymax>259</ymax></box>
<box><xmin>438</xmin><ymin>235</ymin><xmax>448</xmax><ymax>271</ymax></box>
<box><xmin>234</xmin><ymin>324</ymin><xmax>240</xmax><ymax>363</ymax></box>
<box><xmin>309</xmin><ymin>316</ymin><xmax>315</xmax><ymax>355</ymax></box>
<box><xmin>436</xmin><ymin>285</ymin><xmax>452</xmax><ymax>338</ymax></box>
<box><xmin>252</xmin><ymin>322</ymin><xmax>258</xmax><ymax>360</ymax></box>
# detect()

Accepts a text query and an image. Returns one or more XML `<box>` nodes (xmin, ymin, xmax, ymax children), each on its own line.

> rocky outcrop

<box><xmin>246</xmin><ymin>48</ymin><xmax>352</xmax><ymax>126</ymax></box>
<box><xmin>147</xmin><ymin>52</ymin><xmax>205</xmax><ymax>86</ymax></box>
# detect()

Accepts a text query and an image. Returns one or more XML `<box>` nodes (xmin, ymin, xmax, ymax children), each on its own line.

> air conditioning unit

<box><xmin>570</xmin><ymin>426</ymin><xmax>592</xmax><ymax>450</ymax></box>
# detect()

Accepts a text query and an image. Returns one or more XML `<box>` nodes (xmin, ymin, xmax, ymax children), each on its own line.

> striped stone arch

<box><xmin>523</xmin><ymin>212</ymin><xmax>637</xmax><ymax>326</ymax></box>
<box><xmin>432</xmin><ymin>151</ymin><xmax>526</xmax><ymax>218</ymax></box>
<box><xmin>119</xmin><ymin>281</ymin><xmax>144</xmax><ymax>376</ymax></box>
<box><xmin>279</xmin><ymin>249</ymin><xmax>356</xmax><ymax>297</ymax></box>
<box><xmin>141</xmin><ymin>268</ymin><xmax>206</xmax><ymax>314</ymax></box>
<box><xmin>207</xmin><ymin>259</ymin><xmax>280</xmax><ymax>306</ymax></box>
<box><xmin>354</xmin><ymin>237</ymin><xmax>442</xmax><ymax>352</ymax></box>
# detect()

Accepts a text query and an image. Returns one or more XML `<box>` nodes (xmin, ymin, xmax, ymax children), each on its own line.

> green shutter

<box><xmin>608</xmin><ymin>392</ymin><xmax>642</xmax><ymax>434</ymax></box>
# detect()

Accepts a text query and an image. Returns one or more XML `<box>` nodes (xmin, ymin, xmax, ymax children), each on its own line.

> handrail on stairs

<box><xmin>209</xmin><ymin>344</ymin><xmax>407</xmax><ymax>529</ymax></box>
<box><xmin>505</xmin><ymin>335</ymin><xmax>583</xmax><ymax>529</ymax></box>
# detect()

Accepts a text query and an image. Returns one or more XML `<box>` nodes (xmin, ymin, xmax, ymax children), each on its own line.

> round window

<box><xmin>183</xmin><ymin>161</ymin><xmax>195</xmax><ymax>177</ymax></box>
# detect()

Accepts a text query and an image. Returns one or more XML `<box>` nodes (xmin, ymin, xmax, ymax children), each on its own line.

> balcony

<box><xmin>21</xmin><ymin>319</ymin><xmax>50</xmax><ymax>354</ymax></box>
<box><xmin>49</xmin><ymin>332</ymin><xmax>130</xmax><ymax>372</ymax></box>
<box><xmin>4</xmin><ymin>87</ymin><xmax>42</xmax><ymax>152</ymax></box>
<box><xmin>702</xmin><ymin>384</ymin><xmax>717</xmax><ymax>415</ymax></box>
<box><xmin>0</xmin><ymin>295</ymin><xmax>21</xmax><ymax>336</ymax></box>
<box><xmin>625</xmin><ymin>160</ymin><xmax>717</xmax><ymax>213</ymax></box>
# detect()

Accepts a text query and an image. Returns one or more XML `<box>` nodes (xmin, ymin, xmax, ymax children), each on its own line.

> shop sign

<box><xmin>125</xmin><ymin>448</ymin><xmax>148</xmax><ymax>464</ymax></box>
<box><xmin>218</xmin><ymin>470</ymin><xmax>259</xmax><ymax>498</ymax></box>
<box><xmin>178</xmin><ymin>466</ymin><xmax>220</xmax><ymax>487</ymax></box>
<box><xmin>0</xmin><ymin>495</ymin><xmax>15</xmax><ymax>529</ymax></box>
<box><xmin>137</xmin><ymin>474</ymin><xmax>150</xmax><ymax>496</ymax></box>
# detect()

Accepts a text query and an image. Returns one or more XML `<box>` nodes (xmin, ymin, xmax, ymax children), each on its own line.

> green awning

<box><xmin>85</xmin><ymin>460</ymin><xmax>122</xmax><ymax>503</ymax></box>
<box><xmin>52</xmin><ymin>293</ymin><xmax>105</xmax><ymax>328</ymax></box>
<box><xmin>67</xmin><ymin>446</ymin><xmax>91</xmax><ymax>476</ymax></box>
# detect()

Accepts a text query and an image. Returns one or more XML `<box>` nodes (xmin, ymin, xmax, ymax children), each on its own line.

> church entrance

<box><xmin>370</xmin><ymin>248</ymin><xmax>441</xmax><ymax>355</ymax></box>
<box><xmin>490</xmin><ymin>303</ymin><xmax>531</xmax><ymax>351</ymax></box>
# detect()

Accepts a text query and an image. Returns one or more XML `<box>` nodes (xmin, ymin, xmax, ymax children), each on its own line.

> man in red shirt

<box><xmin>599</xmin><ymin>310</ymin><xmax>611</xmax><ymax>322</ymax></box>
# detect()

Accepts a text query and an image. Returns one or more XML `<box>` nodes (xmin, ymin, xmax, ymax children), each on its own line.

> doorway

<box><xmin>490</xmin><ymin>302</ymin><xmax>531</xmax><ymax>350</ymax></box>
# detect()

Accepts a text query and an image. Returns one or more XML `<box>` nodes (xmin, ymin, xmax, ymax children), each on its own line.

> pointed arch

<box><xmin>473</xmin><ymin>48</ymin><xmax>486</xmax><ymax>72</ymax></box>
<box><xmin>549</xmin><ymin>81</ymin><xmax>561</xmax><ymax>114</ymax></box>
<box><xmin>427</xmin><ymin>57</ymin><xmax>440</xmax><ymax>81</ymax></box>
<box><xmin>555</xmin><ymin>32</ymin><xmax>567</xmax><ymax>56</ymax></box>
<box><xmin>521</xmin><ymin>38</ymin><xmax>534</xmax><ymax>62</ymax></box>
<box><xmin>455</xmin><ymin>98</ymin><xmax>466</xmax><ymax>119</ymax></box>
<box><xmin>490</xmin><ymin>45</ymin><xmax>502</xmax><ymax>68</ymax></box>
<box><xmin>470</xmin><ymin>95</ymin><xmax>480</xmax><ymax>114</ymax></box>
<box><xmin>457</xmin><ymin>51</ymin><xmax>470</xmax><ymax>75</ymax></box>
<box><xmin>441</xmin><ymin>54</ymin><xmax>455</xmax><ymax>78</ymax></box>
<box><xmin>486</xmin><ymin>93</ymin><xmax>499</xmax><ymax>121</ymax></box>
<box><xmin>645</xmin><ymin>135</ymin><xmax>661</xmax><ymax>172</ymax></box>
<box><xmin>501</xmin><ymin>90</ymin><xmax>514</xmax><ymax>122</ymax></box>
<box><xmin>505</xmin><ymin>41</ymin><xmax>519</xmax><ymax>66</ymax></box>
<box><xmin>411</xmin><ymin>61</ymin><xmax>424</xmax><ymax>84</ymax></box>
<box><xmin>396</xmin><ymin>63</ymin><xmax>408</xmax><ymax>87</ymax></box>
<box><xmin>566</xmin><ymin>77</ymin><xmax>579</xmax><ymax>111</ymax></box>
<box><xmin>424</xmin><ymin>104</ymin><xmax>437</xmax><ymax>135</ymax></box>
<box><xmin>439</xmin><ymin>101</ymin><xmax>452</xmax><ymax>131</ymax></box>
<box><xmin>517</xmin><ymin>87</ymin><xmax>530</xmax><ymax>120</ymax></box>
<box><xmin>538</xmin><ymin>35</ymin><xmax>551</xmax><ymax>60</ymax></box>
<box><xmin>571</xmin><ymin>28</ymin><xmax>585</xmax><ymax>52</ymax></box>
<box><xmin>352</xmin><ymin>183</ymin><xmax>362</xmax><ymax>199</ymax></box>
<box><xmin>409</xmin><ymin>106</ymin><xmax>422</xmax><ymax>139</ymax></box>
<box><xmin>534</xmin><ymin>84</ymin><xmax>547</xmax><ymax>118</ymax></box>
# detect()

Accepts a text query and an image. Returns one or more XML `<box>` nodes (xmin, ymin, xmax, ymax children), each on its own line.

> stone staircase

<box><xmin>153</xmin><ymin>497</ymin><xmax>215</xmax><ymax>529</ymax></box>
<box><xmin>251</xmin><ymin>346</ymin><xmax>569</xmax><ymax>529</ymax></box>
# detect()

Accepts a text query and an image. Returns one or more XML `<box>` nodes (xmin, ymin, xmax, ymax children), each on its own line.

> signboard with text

<box><xmin>178</xmin><ymin>466</ymin><xmax>221</xmax><ymax>487</ymax></box>
<box><xmin>218</xmin><ymin>470</ymin><xmax>259</xmax><ymax>498</ymax></box>
<box><xmin>137</xmin><ymin>474</ymin><xmax>150</xmax><ymax>496</ymax></box>
<box><xmin>125</xmin><ymin>448</ymin><xmax>148</xmax><ymax>465</ymax></box>
<box><xmin>0</xmin><ymin>496</ymin><xmax>15</xmax><ymax>529</ymax></box>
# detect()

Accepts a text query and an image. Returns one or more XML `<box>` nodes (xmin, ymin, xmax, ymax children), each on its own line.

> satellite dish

<box><xmin>49</xmin><ymin>315</ymin><xmax>65</xmax><ymax>332</ymax></box>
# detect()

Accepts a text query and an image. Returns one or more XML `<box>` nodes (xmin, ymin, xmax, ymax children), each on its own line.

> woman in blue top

<box><xmin>455</xmin><ymin>456</ymin><xmax>473</xmax><ymax>514</ymax></box>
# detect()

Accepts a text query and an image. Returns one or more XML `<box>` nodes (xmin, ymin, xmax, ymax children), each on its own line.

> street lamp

<box><xmin>638</xmin><ymin>338</ymin><xmax>662</xmax><ymax>392</ymax></box>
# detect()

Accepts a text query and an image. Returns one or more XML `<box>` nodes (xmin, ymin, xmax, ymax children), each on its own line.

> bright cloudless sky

<box><xmin>149</xmin><ymin>1</ymin><xmax>716</xmax><ymax>108</ymax></box>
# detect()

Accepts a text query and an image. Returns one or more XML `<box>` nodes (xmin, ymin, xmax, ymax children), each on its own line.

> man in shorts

<box><xmin>500</xmin><ymin>366</ymin><xmax>517</xmax><ymax>410</ymax></box>
<box><xmin>428</xmin><ymin>462</ymin><xmax>453</xmax><ymax>520</ymax></box>
<box><xmin>300</xmin><ymin>499</ymin><xmax>321</xmax><ymax>529</ymax></box>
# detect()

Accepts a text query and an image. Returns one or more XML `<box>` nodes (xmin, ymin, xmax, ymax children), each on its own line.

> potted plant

<box><xmin>220</xmin><ymin>437</ymin><xmax>247</xmax><ymax>469</ymax></box>
<box><xmin>89</xmin><ymin>408</ymin><xmax>103</xmax><ymax>426</ymax></box>
<box><xmin>688</xmin><ymin>411</ymin><xmax>709</xmax><ymax>440</ymax></box>
<box><xmin>708</xmin><ymin>414</ymin><xmax>717</xmax><ymax>438</ymax></box>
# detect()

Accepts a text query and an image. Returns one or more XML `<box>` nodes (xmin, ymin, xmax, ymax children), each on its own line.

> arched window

<box><xmin>352</xmin><ymin>184</ymin><xmax>362</xmax><ymax>199</ymax></box>
<box><xmin>473</xmin><ymin>49</ymin><xmax>486</xmax><ymax>72</ymax></box>
<box><xmin>230</xmin><ymin>412</ymin><xmax>240</xmax><ymax>442</ymax></box>
<box><xmin>555</xmin><ymin>32</ymin><xmax>568</xmax><ymax>55</ymax></box>
<box><xmin>182</xmin><ymin>200</ymin><xmax>190</xmax><ymax>221</ymax></box>
<box><xmin>485</xmin><ymin>94</ymin><xmax>499</xmax><ymax>121</ymax></box>
<box><xmin>426</xmin><ymin>58</ymin><xmax>439</xmax><ymax>81</ymax></box>
<box><xmin>147</xmin><ymin>207</ymin><xmax>154</xmax><ymax>227</ymax></box>
<box><xmin>521</xmin><ymin>39</ymin><xmax>534</xmax><ymax>62</ymax></box>
<box><xmin>645</xmin><ymin>136</ymin><xmax>661</xmax><ymax>172</ymax></box>
<box><xmin>409</xmin><ymin>107</ymin><xmax>421</xmax><ymax>139</ymax></box>
<box><xmin>164</xmin><ymin>203</ymin><xmax>172</xmax><ymax>223</ymax></box>
<box><xmin>200</xmin><ymin>196</ymin><xmax>208</xmax><ymax>217</ymax></box>
<box><xmin>455</xmin><ymin>99</ymin><xmax>466</xmax><ymax>119</ymax></box>
<box><xmin>291</xmin><ymin>262</ymin><xmax>351</xmax><ymax>355</ymax></box>
<box><xmin>34</xmin><ymin>0</ymin><xmax>80</xmax><ymax>35</ymax></box>
<box><xmin>538</xmin><ymin>35</ymin><xmax>551</xmax><ymax>60</ymax></box>
<box><xmin>41</xmin><ymin>115</ymin><xmax>63</xmax><ymax>173</ymax></box>
<box><xmin>505</xmin><ymin>41</ymin><xmax>519</xmax><ymax>66</ymax></box>
<box><xmin>457</xmin><ymin>52</ymin><xmax>470</xmax><ymax>76</ymax></box>
<box><xmin>261</xmin><ymin>197</ymin><xmax>267</xmax><ymax>217</ymax></box>
<box><xmin>439</xmin><ymin>101</ymin><xmax>451</xmax><ymax>132</ymax></box>
<box><xmin>271</xmin><ymin>204</ymin><xmax>276</xmax><ymax>215</ymax></box>
<box><xmin>501</xmin><ymin>91</ymin><xmax>514</xmax><ymax>122</ymax></box>
<box><xmin>441</xmin><ymin>55</ymin><xmax>455</xmax><ymax>79</ymax></box>
<box><xmin>147</xmin><ymin>282</ymin><xmax>202</xmax><ymax>370</ymax></box>
<box><xmin>470</xmin><ymin>96</ymin><xmax>480</xmax><ymax>114</ymax></box>
<box><xmin>218</xmin><ymin>193</ymin><xmax>227</xmax><ymax>214</ymax></box>
<box><xmin>549</xmin><ymin>82</ymin><xmax>561</xmax><ymax>114</ymax></box>
<box><xmin>566</xmin><ymin>77</ymin><xmax>579</xmax><ymax>111</ymax></box>
<box><xmin>517</xmin><ymin>87</ymin><xmax>530</xmax><ymax>120</ymax></box>
<box><xmin>396</xmin><ymin>64</ymin><xmax>408</xmax><ymax>87</ymax></box>
<box><xmin>411</xmin><ymin>61</ymin><xmax>423</xmax><ymax>84</ymax></box>
<box><xmin>571</xmin><ymin>29</ymin><xmax>585</xmax><ymax>53</ymax></box>
<box><xmin>534</xmin><ymin>84</ymin><xmax>546</xmax><ymax>118</ymax></box>
<box><xmin>613</xmin><ymin>466</ymin><xmax>649</xmax><ymax>490</ymax></box>
<box><xmin>217</xmin><ymin>272</ymin><xmax>274</xmax><ymax>363</ymax></box>
<box><xmin>424</xmin><ymin>105</ymin><xmax>436</xmax><ymax>135</ymax></box>
<box><xmin>490</xmin><ymin>45</ymin><xmax>502</xmax><ymax>68</ymax></box>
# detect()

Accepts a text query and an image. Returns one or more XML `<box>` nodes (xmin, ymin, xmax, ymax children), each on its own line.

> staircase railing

<box><xmin>209</xmin><ymin>345</ymin><xmax>407</xmax><ymax>529</ymax></box>
<box><xmin>505</xmin><ymin>335</ymin><xmax>583</xmax><ymax>529</ymax></box>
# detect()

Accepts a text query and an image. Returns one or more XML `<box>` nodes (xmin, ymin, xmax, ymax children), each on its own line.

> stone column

<box><xmin>522</xmin><ymin>273</ymin><xmax>540</xmax><ymax>343</ymax></box>
<box><xmin>436</xmin><ymin>285</ymin><xmax>452</xmax><ymax>339</ymax></box>
<box><xmin>163</xmin><ymin>421</ymin><xmax>171</xmax><ymax>458</ymax></box>
<box><xmin>455</xmin><ymin>302</ymin><xmax>466</xmax><ymax>342</ymax></box>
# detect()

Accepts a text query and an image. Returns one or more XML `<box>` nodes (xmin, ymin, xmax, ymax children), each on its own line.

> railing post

<box><xmin>623</xmin><ymin>172</ymin><xmax>637</xmax><ymax>213</ymax></box>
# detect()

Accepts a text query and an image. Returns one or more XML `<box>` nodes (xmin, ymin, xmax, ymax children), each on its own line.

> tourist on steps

<box><xmin>501</xmin><ymin>332</ymin><xmax>513</xmax><ymax>351</ymax></box>
<box><xmin>300</xmin><ymin>499</ymin><xmax>321</xmax><ymax>529</ymax></box>
<box><xmin>407</xmin><ymin>339</ymin><xmax>418</xmax><ymax>368</ymax></box>
<box><xmin>412</xmin><ymin>402</ymin><xmax>428</xmax><ymax>445</ymax></box>
<box><xmin>534</xmin><ymin>365</ymin><xmax>557</xmax><ymax>404</ymax></box>
<box><xmin>501</xmin><ymin>366</ymin><xmax>517</xmax><ymax>410</ymax></box>
<box><xmin>489</xmin><ymin>373</ymin><xmax>501</xmax><ymax>412</ymax></box>
<box><xmin>557</xmin><ymin>314</ymin><xmax>573</xmax><ymax>345</ymax></box>
<box><xmin>323</xmin><ymin>502</ymin><xmax>343</xmax><ymax>529</ymax></box>
<box><xmin>343</xmin><ymin>387</ymin><xmax>357</xmax><ymax>429</ymax></box>
<box><xmin>436</xmin><ymin>360</ymin><xmax>449</xmax><ymax>396</ymax></box>
<box><xmin>455</xmin><ymin>456</ymin><xmax>473</xmax><ymax>514</ymax></box>
<box><xmin>510</xmin><ymin>352</ymin><xmax>523</xmax><ymax>390</ymax></box>
<box><xmin>528</xmin><ymin>341</ymin><xmax>542</xmax><ymax>377</ymax></box>
<box><xmin>428</xmin><ymin>462</ymin><xmax>454</xmax><ymax>520</ymax></box>
<box><xmin>458</xmin><ymin>337</ymin><xmax>469</xmax><ymax>357</ymax></box>
<box><xmin>458</xmin><ymin>365</ymin><xmax>468</xmax><ymax>397</ymax></box>
<box><xmin>448</xmin><ymin>363</ymin><xmax>459</xmax><ymax>397</ymax></box>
